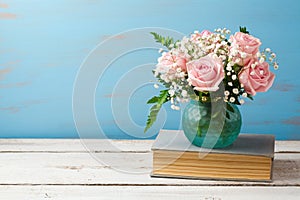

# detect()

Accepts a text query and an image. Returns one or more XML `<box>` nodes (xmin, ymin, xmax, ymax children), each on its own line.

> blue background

<box><xmin>0</xmin><ymin>0</ymin><xmax>299</xmax><ymax>139</ymax></box>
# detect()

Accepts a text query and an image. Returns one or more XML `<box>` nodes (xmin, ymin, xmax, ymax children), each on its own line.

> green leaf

<box><xmin>144</xmin><ymin>90</ymin><xmax>169</xmax><ymax>133</ymax></box>
<box><xmin>146</xmin><ymin>96</ymin><xmax>159</xmax><ymax>104</ymax></box>
<box><xmin>233</xmin><ymin>64</ymin><xmax>242</xmax><ymax>74</ymax></box>
<box><xmin>150</xmin><ymin>32</ymin><xmax>178</xmax><ymax>50</ymax></box>
<box><xmin>247</xmin><ymin>94</ymin><xmax>254</xmax><ymax>100</ymax></box>
<box><xmin>239</xmin><ymin>26</ymin><xmax>250</xmax><ymax>34</ymax></box>
<box><xmin>226</xmin><ymin>103</ymin><xmax>235</xmax><ymax>113</ymax></box>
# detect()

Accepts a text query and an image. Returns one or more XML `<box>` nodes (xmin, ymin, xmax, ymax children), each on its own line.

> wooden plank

<box><xmin>0</xmin><ymin>139</ymin><xmax>153</xmax><ymax>152</ymax></box>
<box><xmin>0</xmin><ymin>152</ymin><xmax>299</xmax><ymax>186</ymax></box>
<box><xmin>0</xmin><ymin>139</ymin><xmax>299</xmax><ymax>153</ymax></box>
<box><xmin>0</xmin><ymin>186</ymin><xmax>299</xmax><ymax>200</ymax></box>
<box><xmin>275</xmin><ymin>141</ymin><xmax>300</xmax><ymax>153</ymax></box>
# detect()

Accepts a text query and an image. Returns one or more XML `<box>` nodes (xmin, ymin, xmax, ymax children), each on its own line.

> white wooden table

<box><xmin>0</xmin><ymin>139</ymin><xmax>299</xmax><ymax>199</ymax></box>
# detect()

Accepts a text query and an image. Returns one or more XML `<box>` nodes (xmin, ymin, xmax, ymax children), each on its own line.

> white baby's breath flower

<box><xmin>228</xmin><ymin>61</ymin><xmax>234</xmax><ymax>67</ymax></box>
<box><xmin>259</xmin><ymin>57</ymin><xmax>265</xmax><ymax>63</ymax></box>
<box><xmin>168</xmin><ymin>89</ymin><xmax>175</xmax><ymax>97</ymax></box>
<box><xmin>228</xmin><ymin>82</ymin><xmax>233</xmax><ymax>86</ymax></box>
<box><xmin>242</xmin><ymin>93</ymin><xmax>247</xmax><ymax>97</ymax></box>
<box><xmin>230</xmin><ymin>48</ymin><xmax>238</xmax><ymax>57</ymax></box>
<box><xmin>256</xmin><ymin>52</ymin><xmax>261</xmax><ymax>57</ymax></box>
<box><xmin>221</xmin><ymin>41</ymin><xmax>227</xmax><ymax>46</ymax></box>
<box><xmin>271</xmin><ymin>53</ymin><xmax>276</xmax><ymax>58</ymax></box>
<box><xmin>224</xmin><ymin>91</ymin><xmax>230</xmax><ymax>96</ymax></box>
<box><xmin>181</xmin><ymin>90</ymin><xmax>188</xmax><ymax>97</ymax></box>
<box><xmin>240</xmin><ymin>99</ymin><xmax>245</xmax><ymax>104</ymax></box>
<box><xmin>233</xmin><ymin>88</ymin><xmax>239</xmax><ymax>94</ymax></box>
<box><xmin>154</xmin><ymin>84</ymin><xmax>159</xmax><ymax>89</ymax></box>
<box><xmin>179</xmin><ymin>72</ymin><xmax>185</xmax><ymax>77</ymax></box>
<box><xmin>232</xmin><ymin>75</ymin><xmax>237</xmax><ymax>80</ymax></box>
<box><xmin>229</xmin><ymin>97</ymin><xmax>235</xmax><ymax>103</ymax></box>
<box><xmin>226</xmin><ymin>66</ymin><xmax>232</xmax><ymax>71</ymax></box>
<box><xmin>265</xmin><ymin>48</ymin><xmax>271</xmax><ymax>52</ymax></box>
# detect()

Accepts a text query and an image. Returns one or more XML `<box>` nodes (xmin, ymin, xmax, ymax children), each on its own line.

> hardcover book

<box><xmin>151</xmin><ymin>129</ymin><xmax>275</xmax><ymax>181</ymax></box>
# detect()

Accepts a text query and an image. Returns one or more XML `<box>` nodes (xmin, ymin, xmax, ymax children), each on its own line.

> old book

<box><xmin>151</xmin><ymin>129</ymin><xmax>275</xmax><ymax>181</ymax></box>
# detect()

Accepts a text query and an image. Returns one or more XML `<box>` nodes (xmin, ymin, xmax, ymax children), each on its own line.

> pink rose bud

<box><xmin>191</xmin><ymin>30</ymin><xmax>212</xmax><ymax>41</ymax></box>
<box><xmin>157</xmin><ymin>52</ymin><xmax>187</xmax><ymax>72</ymax></box>
<box><xmin>230</xmin><ymin>32</ymin><xmax>262</xmax><ymax>56</ymax></box>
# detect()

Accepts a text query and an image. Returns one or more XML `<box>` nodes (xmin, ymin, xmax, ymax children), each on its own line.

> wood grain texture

<box><xmin>0</xmin><ymin>186</ymin><xmax>300</xmax><ymax>200</ymax></box>
<box><xmin>0</xmin><ymin>139</ymin><xmax>299</xmax><ymax>199</ymax></box>
<box><xmin>0</xmin><ymin>140</ymin><xmax>299</xmax><ymax>186</ymax></box>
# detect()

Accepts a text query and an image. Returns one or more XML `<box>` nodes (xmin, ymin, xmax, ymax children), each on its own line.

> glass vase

<box><xmin>182</xmin><ymin>100</ymin><xmax>242</xmax><ymax>149</ymax></box>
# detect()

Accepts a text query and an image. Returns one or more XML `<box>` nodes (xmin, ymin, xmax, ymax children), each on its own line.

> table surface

<box><xmin>0</xmin><ymin>139</ymin><xmax>299</xmax><ymax>200</ymax></box>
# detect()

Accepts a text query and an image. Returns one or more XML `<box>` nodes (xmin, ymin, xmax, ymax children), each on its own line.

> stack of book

<box><xmin>151</xmin><ymin>130</ymin><xmax>275</xmax><ymax>181</ymax></box>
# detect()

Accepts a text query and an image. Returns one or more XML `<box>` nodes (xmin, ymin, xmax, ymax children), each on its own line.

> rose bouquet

<box><xmin>145</xmin><ymin>27</ymin><xmax>278</xmax><ymax>133</ymax></box>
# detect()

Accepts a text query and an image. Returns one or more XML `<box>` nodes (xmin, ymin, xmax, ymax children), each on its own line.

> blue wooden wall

<box><xmin>0</xmin><ymin>0</ymin><xmax>299</xmax><ymax>139</ymax></box>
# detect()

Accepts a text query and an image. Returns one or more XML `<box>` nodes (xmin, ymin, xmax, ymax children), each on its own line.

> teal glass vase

<box><xmin>182</xmin><ymin>100</ymin><xmax>242</xmax><ymax>149</ymax></box>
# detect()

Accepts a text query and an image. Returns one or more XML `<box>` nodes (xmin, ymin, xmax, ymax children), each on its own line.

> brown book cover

<box><xmin>151</xmin><ymin>129</ymin><xmax>275</xmax><ymax>181</ymax></box>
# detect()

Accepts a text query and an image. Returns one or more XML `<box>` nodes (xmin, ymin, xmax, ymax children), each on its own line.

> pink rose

<box><xmin>230</xmin><ymin>32</ymin><xmax>261</xmax><ymax>56</ymax></box>
<box><xmin>239</xmin><ymin>59</ymin><xmax>275</xmax><ymax>96</ymax></box>
<box><xmin>157</xmin><ymin>52</ymin><xmax>187</xmax><ymax>72</ymax></box>
<box><xmin>187</xmin><ymin>54</ymin><xmax>224</xmax><ymax>92</ymax></box>
<box><xmin>191</xmin><ymin>30</ymin><xmax>212</xmax><ymax>41</ymax></box>
<box><xmin>200</xmin><ymin>30</ymin><xmax>212</xmax><ymax>38</ymax></box>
